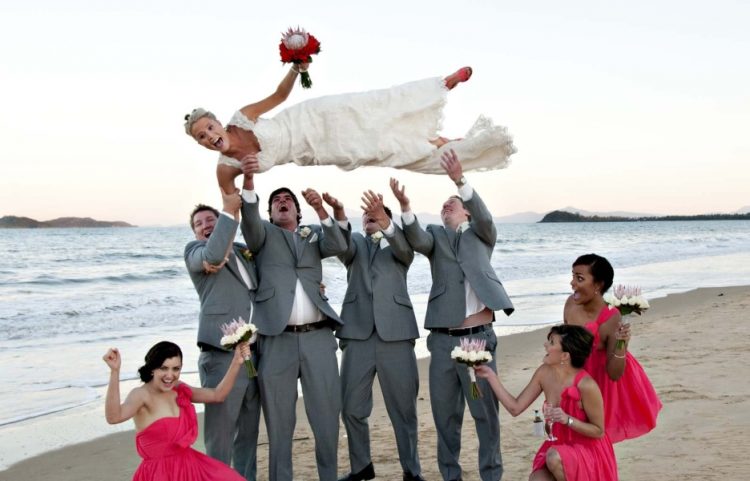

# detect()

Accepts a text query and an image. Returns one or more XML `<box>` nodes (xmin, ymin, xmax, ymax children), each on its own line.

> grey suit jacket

<box><xmin>185</xmin><ymin>214</ymin><xmax>258</xmax><ymax>349</ymax></box>
<box><xmin>336</xmin><ymin>225</ymin><xmax>419</xmax><ymax>342</ymax></box>
<box><xmin>403</xmin><ymin>190</ymin><xmax>514</xmax><ymax>329</ymax></box>
<box><xmin>240</xmin><ymin>196</ymin><xmax>350</xmax><ymax>336</ymax></box>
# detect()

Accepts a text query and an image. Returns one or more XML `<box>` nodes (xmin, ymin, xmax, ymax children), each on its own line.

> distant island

<box><xmin>0</xmin><ymin>215</ymin><xmax>135</xmax><ymax>228</ymax></box>
<box><xmin>539</xmin><ymin>210</ymin><xmax>750</xmax><ymax>223</ymax></box>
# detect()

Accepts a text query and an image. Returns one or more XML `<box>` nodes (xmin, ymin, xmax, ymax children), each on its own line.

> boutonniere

<box><xmin>298</xmin><ymin>226</ymin><xmax>312</xmax><ymax>238</ymax></box>
<box><xmin>370</xmin><ymin>231</ymin><xmax>384</xmax><ymax>243</ymax></box>
<box><xmin>239</xmin><ymin>248</ymin><xmax>253</xmax><ymax>262</ymax></box>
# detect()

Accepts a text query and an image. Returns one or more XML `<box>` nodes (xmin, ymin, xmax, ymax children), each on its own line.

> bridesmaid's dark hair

<box><xmin>138</xmin><ymin>341</ymin><xmax>183</xmax><ymax>383</ymax></box>
<box><xmin>548</xmin><ymin>325</ymin><xmax>594</xmax><ymax>368</ymax></box>
<box><xmin>572</xmin><ymin>253</ymin><xmax>614</xmax><ymax>293</ymax></box>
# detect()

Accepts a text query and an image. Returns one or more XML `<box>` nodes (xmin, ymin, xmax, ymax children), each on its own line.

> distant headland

<box><xmin>539</xmin><ymin>210</ymin><xmax>750</xmax><ymax>223</ymax></box>
<box><xmin>0</xmin><ymin>216</ymin><xmax>135</xmax><ymax>228</ymax></box>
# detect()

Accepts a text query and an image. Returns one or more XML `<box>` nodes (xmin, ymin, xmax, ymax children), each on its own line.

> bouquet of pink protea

<box><xmin>220</xmin><ymin>317</ymin><xmax>258</xmax><ymax>378</ymax></box>
<box><xmin>450</xmin><ymin>338</ymin><xmax>493</xmax><ymax>399</ymax></box>
<box><xmin>605</xmin><ymin>285</ymin><xmax>650</xmax><ymax>349</ymax></box>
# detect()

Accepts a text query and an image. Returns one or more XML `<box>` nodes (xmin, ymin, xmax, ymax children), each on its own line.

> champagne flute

<box><xmin>543</xmin><ymin>400</ymin><xmax>558</xmax><ymax>442</ymax></box>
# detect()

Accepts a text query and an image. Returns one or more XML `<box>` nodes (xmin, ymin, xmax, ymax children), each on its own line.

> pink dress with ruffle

<box><xmin>132</xmin><ymin>383</ymin><xmax>244</xmax><ymax>481</ymax></box>
<box><xmin>532</xmin><ymin>370</ymin><xmax>618</xmax><ymax>480</ymax></box>
<box><xmin>584</xmin><ymin>306</ymin><xmax>662</xmax><ymax>443</ymax></box>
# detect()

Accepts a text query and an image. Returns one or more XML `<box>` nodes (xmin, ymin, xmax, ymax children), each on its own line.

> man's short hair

<box><xmin>189</xmin><ymin>204</ymin><xmax>220</xmax><ymax>229</ymax></box>
<box><xmin>449</xmin><ymin>195</ymin><xmax>471</xmax><ymax>221</ymax></box>
<box><xmin>267</xmin><ymin>187</ymin><xmax>302</xmax><ymax>224</ymax></box>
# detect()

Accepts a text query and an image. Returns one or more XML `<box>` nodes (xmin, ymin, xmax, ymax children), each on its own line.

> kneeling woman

<box><xmin>103</xmin><ymin>341</ymin><xmax>249</xmax><ymax>481</ymax></box>
<box><xmin>474</xmin><ymin>325</ymin><xmax>617</xmax><ymax>481</ymax></box>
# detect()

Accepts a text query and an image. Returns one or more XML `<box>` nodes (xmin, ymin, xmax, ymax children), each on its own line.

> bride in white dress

<box><xmin>185</xmin><ymin>64</ymin><xmax>516</xmax><ymax>194</ymax></box>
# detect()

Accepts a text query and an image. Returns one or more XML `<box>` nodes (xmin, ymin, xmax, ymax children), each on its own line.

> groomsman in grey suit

<box><xmin>336</xmin><ymin>191</ymin><xmax>425</xmax><ymax>481</ymax></box>
<box><xmin>238</xmin><ymin>155</ymin><xmax>350</xmax><ymax>481</ymax></box>
<box><xmin>184</xmin><ymin>190</ymin><xmax>261</xmax><ymax>480</ymax></box>
<box><xmin>394</xmin><ymin>150</ymin><xmax>514</xmax><ymax>481</ymax></box>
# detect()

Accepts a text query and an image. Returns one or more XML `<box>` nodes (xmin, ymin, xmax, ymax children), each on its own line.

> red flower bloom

<box><xmin>278</xmin><ymin>27</ymin><xmax>321</xmax><ymax>89</ymax></box>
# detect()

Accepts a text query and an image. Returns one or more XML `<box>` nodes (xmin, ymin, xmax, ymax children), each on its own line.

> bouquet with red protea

<box><xmin>220</xmin><ymin>317</ymin><xmax>258</xmax><ymax>378</ymax></box>
<box><xmin>451</xmin><ymin>337</ymin><xmax>493</xmax><ymax>399</ymax></box>
<box><xmin>279</xmin><ymin>26</ymin><xmax>321</xmax><ymax>89</ymax></box>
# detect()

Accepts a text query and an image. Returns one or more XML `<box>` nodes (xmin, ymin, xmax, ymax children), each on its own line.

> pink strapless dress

<box><xmin>584</xmin><ymin>306</ymin><xmax>662</xmax><ymax>443</ymax></box>
<box><xmin>132</xmin><ymin>383</ymin><xmax>244</xmax><ymax>481</ymax></box>
<box><xmin>532</xmin><ymin>370</ymin><xmax>618</xmax><ymax>480</ymax></box>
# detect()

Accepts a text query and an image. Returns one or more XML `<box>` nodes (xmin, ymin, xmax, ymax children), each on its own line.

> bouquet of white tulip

<box><xmin>605</xmin><ymin>285</ymin><xmax>649</xmax><ymax>349</ymax></box>
<box><xmin>450</xmin><ymin>338</ymin><xmax>493</xmax><ymax>399</ymax></box>
<box><xmin>220</xmin><ymin>317</ymin><xmax>258</xmax><ymax>378</ymax></box>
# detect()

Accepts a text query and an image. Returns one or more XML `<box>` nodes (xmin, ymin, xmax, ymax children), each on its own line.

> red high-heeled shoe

<box><xmin>445</xmin><ymin>66</ymin><xmax>473</xmax><ymax>90</ymax></box>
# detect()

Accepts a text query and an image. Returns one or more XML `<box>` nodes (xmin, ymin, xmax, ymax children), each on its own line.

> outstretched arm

<box><xmin>362</xmin><ymin>190</ymin><xmax>413</xmax><ymax>266</ymax></box>
<box><xmin>324</xmin><ymin>193</ymin><xmax>356</xmax><ymax>265</ymax></box>
<box><xmin>306</xmin><ymin>189</ymin><xmax>348</xmax><ymax>257</ymax></box>
<box><xmin>190</xmin><ymin>343</ymin><xmax>249</xmax><ymax>404</ymax></box>
<box><xmin>239</xmin><ymin>63</ymin><xmax>309</xmax><ymax>121</ymax></box>
<box><xmin>103</xmin><ymin>348</ymin><xmax>147</xmax><ymax>424</ymax></box>
<box><xmin>217</xmin><ymin>164</ymin><xmax>242</xmax><ymax>197</ymax></box>
<box><xmin>474</xmin><ymin>364</ymin><xmax>544</xmax><ymax>417</ymax></box>
<box><xmin>184</xmin><ymin>190</ymin><xmax>242</xmax><ymax>273</ymax></box>
<box><xmin>602</xmin><ymin>310</ymin><xmax>629</xmax><ymax>381</ymax></box>
<box><xmin>391</xmin><ymin>177</ymin><xmax>434</xmax><ymax>255</ymax></box>
<box><xmin>239</xmin><ymin>155</ymin><xmax>267</xmax><ymax>252</ymax></box>
<box><xmin>441</xmin><ymin>149</ymin><xmax>497</xmax><ymax>246</ymax></box>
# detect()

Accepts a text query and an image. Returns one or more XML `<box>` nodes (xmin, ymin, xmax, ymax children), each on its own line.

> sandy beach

<box><xmin>1</xmin><ymin>285</ymin><xmax>747</xmax><ymax>481</ymax></box>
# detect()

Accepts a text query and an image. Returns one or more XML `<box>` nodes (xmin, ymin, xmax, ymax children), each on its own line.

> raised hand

<box><xmin>302</xmin><ymin>188</ymin><xmax>323</xmax><ymax>209</ymax></box>
<box><xmin>440</xmin><ymin>148</ymin><xmax>463</xmax><ymax>183</ymax></box>
<box><xmin>221</xmin><ymin>188</ymin><xmax>242</xmax><ymax>219</ymax></box>
<box><xmin>389</xmin><ymin>178</ymin><xmax>410</xmax><ymax>212</ymax></box>
<box><xmin>203</xmin><ymin>259</ymin><xmax>226</xmax><ymax>274</ymax></box>
<box><xmin>302</xmin><ymin>188</ymin><xmax>329</xmax><ymax>220</ymax></box>
<box><xmin>103</xmin><ymin>348</ymin><xmax>121</xmax><ymax>371</ymax></box>
<box><xmin>322</xmin><ymin>192</ymin><xmax>346</xmax><ymax>221</ymax></box>
<box><xmin>322</xmin><ymin>192</ymin><xmax>342</xmax><ymax>210</ymax></box>
<box><xmin>361</xmin><ymin>190</ymin><xmax>390</xmax><ymax>230</ymax></box>
<box><xmin>240</xmin><ymin>154</ymin><xmax>260</xmax><ymax>176</ymax></box>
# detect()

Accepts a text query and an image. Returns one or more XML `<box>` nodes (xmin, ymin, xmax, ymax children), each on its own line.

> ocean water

<box><xmin>1</xmin><ymin>220</ymin><xmax>749</xmax><ymax>468</ymax></box>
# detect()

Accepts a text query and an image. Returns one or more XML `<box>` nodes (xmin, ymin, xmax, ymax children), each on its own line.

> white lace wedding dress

<box><xmin>218</xmin><ymin>77</ymin><xmax>516</xmax><ymax>174</ymax></box>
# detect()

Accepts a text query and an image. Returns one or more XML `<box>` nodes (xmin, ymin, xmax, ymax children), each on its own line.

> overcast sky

<box><xmin>1</xmin><ymin>0</ymin><xmax>748</xmax><ymax>225</ymax></box>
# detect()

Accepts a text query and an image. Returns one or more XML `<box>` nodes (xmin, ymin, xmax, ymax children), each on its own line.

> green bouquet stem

<box><xmin>300</xmin><ymin>71</ymin><xmax>312</xmax><ymax>89</ymax></box>
<box><xmin>470</xmin><ymin>383</ymin><xmax>481</xmax><ymax>400</ymax></box>
<box><xmin>244</xmin><ymin>357</ymin><xmax>257</xmax><ymax>378</ymax></box>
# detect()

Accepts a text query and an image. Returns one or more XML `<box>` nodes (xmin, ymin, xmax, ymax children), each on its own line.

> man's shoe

<box><xmin>338</xmin><ymin>463</ymin><xmax>375</xmax><ymax>481</ymax></box>
<box><xmin>403</xmin><ymin>472</ymin><xmax>427</xmax><ymax>481</ymax></box>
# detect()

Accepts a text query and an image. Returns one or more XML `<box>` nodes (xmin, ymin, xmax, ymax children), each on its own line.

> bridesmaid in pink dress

<box><xmin>475</xmin><ymin>325</ymin><xmax>618</xmax><ymax>481</ymax></box>
<box><xmin>103</xmin><ymin>341</ymin><xmax>249</xmax><ymax>481</ymax></box>
<box><xmin>564</xmin><ymin>254</ymin><xmax>662</xmax><ymax>443</ymax></box>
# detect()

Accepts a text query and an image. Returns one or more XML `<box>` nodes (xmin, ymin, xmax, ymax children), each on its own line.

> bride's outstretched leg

<box><xmin>429</xmin><ymin>136</ymin><xmax>450</xmax><ymax>148</ymax></box>
<box><xmin>429</xmin><ymin>136</ymin><xmax>465</xmax><ymax>147</ymax></box>
<box><xmin>444</xmin><ymin>66</ymin><xmax>473</xmax><ymax>90</ymax></box>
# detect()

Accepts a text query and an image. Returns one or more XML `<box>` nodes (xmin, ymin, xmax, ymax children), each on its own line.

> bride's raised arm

<box><xmin>239</xmin><ymin>63</ymin><xmax>309</xmax><ymax>121</ymax></box>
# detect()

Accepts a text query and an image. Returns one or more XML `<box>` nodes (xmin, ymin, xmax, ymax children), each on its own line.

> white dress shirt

<box><xmin>242</xmin><ymin>189</ymin><xmax>346</xmax><ymax>325</ymax></box>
